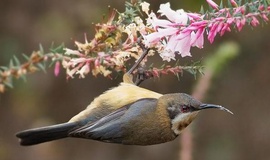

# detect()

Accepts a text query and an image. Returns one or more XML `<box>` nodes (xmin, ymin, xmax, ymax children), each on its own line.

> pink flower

<box><xmin>208</xmin><ymin>22</ymin><xmax>219</xmax><ymax>43</ymax></box>
<box><xmin>165</xmin><ymin>31</ymin><xmax>192</xmax><ymax>58</ymax></box>
<box><xmin>230</xmin><ymin>0</ymin><xmax>238</xmax><ymax>7</ymax></box>
<box><xmin>144</xmin><ymin>27</ymin><xmax>179</xmax><ymax>47</ymax></box>
<box><xmin>259</xmin><ymin>5</ymin><xmax>265</xmax><ymax>11</ymax></box>
<box><xmin>54</xmin><ymin>61</ymin><xmax>61</xmax><ymax>77</ymax></box>
<box><xmin>206</xmin><ymin>0</ymin><xmax>219</xmax><ymax>10</ymax></box>
<box><xmin>191</xmin><ymin>28</ymin><xmax>205</xmax><ymax>48</ymax></box>
<box><xmin>187</xmin><ymin>13</ymin><xmax>203</xmax><ymax>21</ymax></box>
<box><xmin>236</xmin><ymin>18</ymin><xmax>245</xmax><ymax>31</ymax></box>
<box><xmin>153</xmin><ymin>29</ymin><xmax>194</xmax><ymax>61</ymax></box>
<box><xmin>251</xmin><ymin>16</ymin><xmax>260</xmax><ymax>27</ymax></box>
<box><xmin>220</xmin><ymin>23</ymin><xmax>231</xmax><ymax>36</ymax></box>
<box><xmin>261</xmin><ymin>14</ymin><xmax>269</xmax><ymax>21</ymax></box>
<box><xmin>175</xmin><ymin>32</ymin><xmax>192</xmax><ymax>57</ymax></box>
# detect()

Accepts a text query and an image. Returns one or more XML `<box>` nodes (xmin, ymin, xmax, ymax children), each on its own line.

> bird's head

<box><xmin>159</xmin><ymin>93</ymin><xmax>233</xmax><ymax>135</ymax></box>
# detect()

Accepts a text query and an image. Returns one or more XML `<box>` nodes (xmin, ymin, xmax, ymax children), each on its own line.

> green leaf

<box><xmin>200</xmin><ymin>5</ymin><xmax>205</xmax><ymax>14</ymax></box>
<box><xmin>49</xmin><ymin>60</ymin><xmax>56</xmax><ymax>67</ymax></box>
<box><xmin>43</xmin><ymin>61</ymin><xmax>47</xmax><ymax>70</ymax></box>
<box><xmin>227</xmin><ymin>0</ymin><xmax>232</xmax><ymax>8</ymax></box>
<box><xmin>37</xmin><ymin>63</ymin><xmax>46</xmax><ymax>73</ymax></box>
<box><xmin>9</xmin><ymin>59</ymin><xmax>14</xmax><ymax>68</ymax></box>
<box><xmin>39</xmin><ymin>44</ymin><xmax>44</xmax><ymax>55</ymax></box>
<box><xmin>4</xmin><ymin>78</ymin><xmax>13</xmax><ymax>88</ymax></box>
<box><xmin>22</xmin><ymin>54</ymin><xmax>30</xmax><ymax>61</ymax></box>
<box><xmin>187</xmin><ymin>18</ymin><xmax>191</xmax><ymax>25</ymax></box>
<box><xmin>249</xmin><ymin>3</ymin><xmax>258</xmax><ymax>11</ymax></box>
<box><xmin>198</xmin><ymin>66</ymin><xmax>205</xmax><ymax>75</ymax></box>
<box><xmin>219</xmin><ymin>0</ymin><xmax>223</xmax><ymax>9</ymax></box>
<box><xmin>13</xmin><ymin>55</ymin><xmax>21</xmax><ymax>66</ymax></box>
<box><xmin>175</xmin><ymin>72</ymin><xmax>180</xmax><ymax>81</ymax></box>
<box><xmin>208</xmin><ymin>3</ymin><xmax>214</xmax><ymax>12</ymax></box>
<box><xmin>174</xmin><ymin>59</ymin><xmax>180</xmax><ymax>66</ymax></box>
<box><xmin>20</xmin><ymin>74</ymin><xmax>27</xmax><ymax>82</ymax></box>
<box><xmin>125</xmin><ymin>2</ymin><xmax>132</xmax><ymax>7</ymax></box>
<box><xmin>50</xmin><ymin>43</ymin><xmax>65</xmax><ymax>54</ymax></box>
<box><xmin>0</xmin><ymin>66</ymin><xmax>9</xmax><ymax>70</ymax></box>
<box><xmin>148</xmin><ymin>63</ymin><xmax>154</xmax><ymax>69</ymax></box>
<box><xmin>264</xmin><ymin>0</ymin><xmax>269</xmax><ymax>7</ymax></box>
<box><xmin>238</xmin><ymin>0</ymin><xmax>242</xmax><ymax>6</ymax></box>
<box><xmin>185</xmin><ymin>67</ymin><xmax>197</xmax><ymax>79</ymax></box>
<box><xmin>160</xmin><ymin>63</ymin><xmax>165</xmax><ymax>69</ymax></box>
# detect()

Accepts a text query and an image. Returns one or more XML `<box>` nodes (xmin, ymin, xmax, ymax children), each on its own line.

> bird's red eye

<box><xmin>181</xmin><ymin>105</ymin><xmax>190</xmax><ymax>113</ymax></box>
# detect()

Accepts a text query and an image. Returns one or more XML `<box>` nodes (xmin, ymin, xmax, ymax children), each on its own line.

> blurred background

<box><xmin>0</xmin><ymin>0</ymin><xmax>270</xmax><ymax>160</ymax></box>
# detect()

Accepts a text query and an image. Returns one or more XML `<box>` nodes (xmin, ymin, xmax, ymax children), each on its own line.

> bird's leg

<box><xmin>123</xmin><ymin>40</ymin><xmax>150</xmax><ymax>85</ymax></box>
<box><xmin>134</xmin><ymin>67</ymin><xmax>146</xmax><ymax>86</ymax></box>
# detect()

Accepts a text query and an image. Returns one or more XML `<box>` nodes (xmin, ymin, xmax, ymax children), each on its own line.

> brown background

<box><xmin>0</xmin><ymin>0</ymin><xmax>270</xmax><ymax>160</ymax></box>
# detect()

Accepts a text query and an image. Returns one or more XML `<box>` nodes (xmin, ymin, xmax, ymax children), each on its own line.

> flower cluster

<box><xmin>0</xmin><ymin>0</ymin><xmax>269</xmax><ymax>92</ymax></box>
<box><xmin>59</xmin><ymin>0</ymin><xmax>270</xmax><ymax>77</ymax></box>
<box><xmin>60</xmin><ymin>6</ymin><xmax>148</xmax><ymax>78</ymax></box>
<box><xmin>0</xmin><ymin>49</ymin><xmax>66</xmax><ymax>93</ymax></box>
<box><xmin>144</xmin><ymin>0</ymin><xmax>270</xmax><ymax>61</ymax></box>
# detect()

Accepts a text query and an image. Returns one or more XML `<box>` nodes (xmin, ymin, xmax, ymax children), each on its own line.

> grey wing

<box><xmin>68</xmin><ymin>98</ymin><xmax>157</xmax><ymax>143</ymax></box>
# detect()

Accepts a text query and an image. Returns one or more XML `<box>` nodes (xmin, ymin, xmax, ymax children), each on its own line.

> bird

<box><xmin>16</xmin><ymin>74</ymin><xmax>232</xmax><ymax>146</ymax></box>
<box><xmin>16</xmin><ymin>50</ymin><xmax>233</xmax><ymax>146</ymax></box>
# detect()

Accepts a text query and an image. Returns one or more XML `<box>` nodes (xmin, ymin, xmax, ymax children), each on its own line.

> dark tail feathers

<box><xmin>16</xmin><ymin>122</ymin><xmax>77</xmax><ymax>146</ymax></box>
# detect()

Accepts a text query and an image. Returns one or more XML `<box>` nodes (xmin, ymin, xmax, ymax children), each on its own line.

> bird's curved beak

<box><xmin>199</xmin><ymin>104</ymin><xmax>233</xmax><ymax>114</ymax></box>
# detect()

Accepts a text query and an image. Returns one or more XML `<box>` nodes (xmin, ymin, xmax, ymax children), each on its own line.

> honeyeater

<box><xmin>16</xmin><ymin>73</ymin><xmax>232</xmax><ymax>146</ymax></box>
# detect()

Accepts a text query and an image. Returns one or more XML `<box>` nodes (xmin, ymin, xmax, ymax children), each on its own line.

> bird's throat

<box><xmin>171</xmin><ymin>112</ymin><xmax>198</xmax><ymax>135</ymax></box>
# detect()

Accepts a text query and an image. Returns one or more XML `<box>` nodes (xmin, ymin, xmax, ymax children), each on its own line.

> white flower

<box><xmin>124</xmin><ymin>23</ymin><xmax>137</xmax><ymax>35</ymax></box>
<box><xmin>158</xmin><ymin>3</ymin><xmax>188</xmax><ymax>24</ymax></box>
<box><xmin>111</xmin><ymin>52</ymin><xmax>131</xmax><ymax>66</ymax></box>
<box><xmin>160</xmin><ymin>50</ymin><xmax>176</xmax><ymax>62</ymax></box>
<box><xmin>76</xmin><ymin>64</ymin><xmax>90</xmax><ymax>78</ymax></box>
<box><xmin>64</xmin><ymin>48</ymin><xmax>81</xmax><ymax>55</ymax></box>
<box><xmin>140</xmin><ymin>2</ymin><xmax>150</xmax><ymax>15</ymax></box>
<box><xmin>69</xmin><ymin>58</ymin><xmax>86</xmax><ymax>67</ymax></box>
